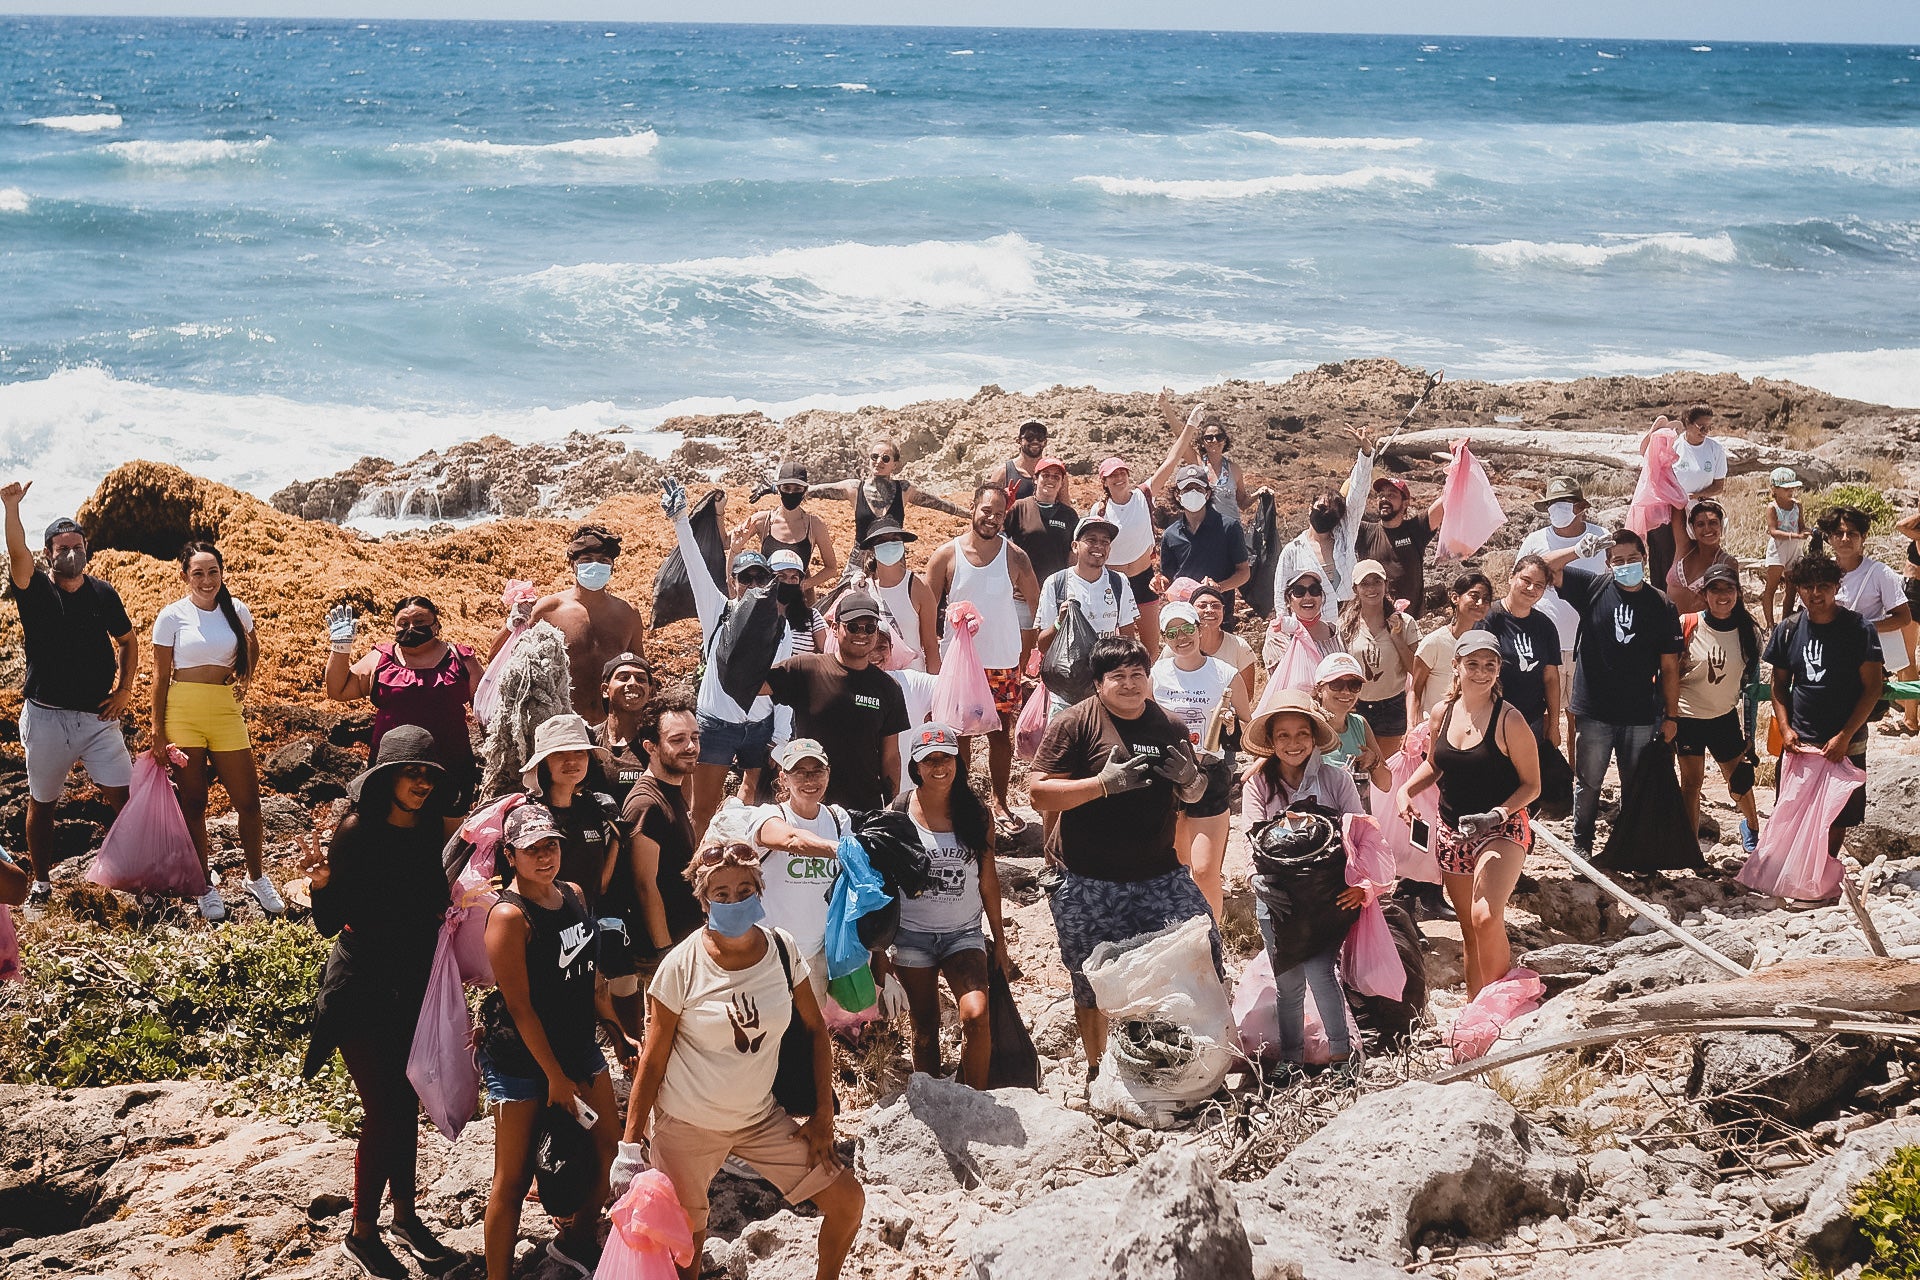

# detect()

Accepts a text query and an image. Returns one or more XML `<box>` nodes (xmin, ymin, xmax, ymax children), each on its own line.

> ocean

<box><xmin>3</xmin><ymin>18</ymin><xmax>1919</xmax><ymax>530</ymax></box>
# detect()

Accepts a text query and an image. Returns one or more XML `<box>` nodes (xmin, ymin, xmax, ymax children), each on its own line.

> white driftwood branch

<box><xmin>1380</xmin><ymin>427</ymin><xmax>1839</xmax><ymax>487</ymax></box>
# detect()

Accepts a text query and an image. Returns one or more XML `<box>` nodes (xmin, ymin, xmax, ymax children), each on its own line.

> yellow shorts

<box><xmin>165</xmin><ymin>681</ymin><xmax>252</xmax><ymax>754</ymax></box>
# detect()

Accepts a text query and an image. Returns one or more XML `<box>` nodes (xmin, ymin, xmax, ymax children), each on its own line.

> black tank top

<box><xmin>494</xmin><ymin>883</ymin><xmax>599</xmax><ymax>1060</ymax></box>
<box><xmin>760</xmin><ymin>517</ymin><xmax>813</xmax><ymax>574</ymax></box>
<box><xmin>1431</xmin><ymin>696</ymin><xmax>1522</xmax><ymax>827</ymax></box>
<box><xmin>854</xmin><ymin>479</ymin><xmax>906</xmax><ymax>549</ymax></box>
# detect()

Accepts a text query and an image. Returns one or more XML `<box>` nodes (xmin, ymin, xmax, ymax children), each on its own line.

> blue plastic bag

<box><xmin>824</xmin><ymin>832</ymin><xmax>891</xmax><ymax>983</ymax></box>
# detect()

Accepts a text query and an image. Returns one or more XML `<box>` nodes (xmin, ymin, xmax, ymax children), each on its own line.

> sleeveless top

<box><xmin>1209</xmin><ymin>456</ymin><xmax>1243</xmax><ymax>531</ymax></box>
<box><xmin>1431</xmin><ymin>696</ymin><xmax>1522</xmax><ymax>828</ymax></box>
<box><xmin>947</xmin><ymin>537</ymin><xmax>1022</xmax><ymax>668</ymax></box>
<box><xmin>1665</xmin><ymin>548</ymin><xmax>1737</xmax><ymax>613</ymax></box>
<box><xmin>1102</xmin><ymin>487</ymin><xmax>1156</xmax><ymax>566</ymax></box>
<box><xmin>370</xmin><ymin>643</ymin><xmax>476</xmax><ymax>771</ymax></box>
<box><xmin>1001</xmin><ymin>458</ymin><xmax>1037</xmax><ymax>503</ymax></box>
<box><xmin>873</xmin><ymin>572</ymin><xmax>926</xmax><ymax>671</ymax></box>
<box><xmin>854</xmin><ymin>479</ymin><xmax>907</xmax><ymax>549</ymax></box>
<box><xmin>759</xmin><ymin>514</ymin><xmax>814</xmax><ymax>575</ymax></box>
<box><xmin>493</xmin><ymin>883</ymin><xmax>600</xmax><ymax>1064</ymax></box>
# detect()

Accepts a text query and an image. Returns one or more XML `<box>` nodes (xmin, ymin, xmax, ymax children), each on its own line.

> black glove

<box><xmin>1095</xmin><ymin>746</ymin><xmax>1155</xmax><ymax>797</ymax></box>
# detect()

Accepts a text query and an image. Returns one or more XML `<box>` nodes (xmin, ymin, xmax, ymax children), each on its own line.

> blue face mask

<box><xmin>1611</xmin><ymin>562</ymin><xmax>1646</xmax><ymax>588</ymax></box>
<box><xmin>573</xmin><ymin>560</ymin><xmax>614</xmax><ymax>591</ymax></box>
<box><xmin>706</xmin><ymin>893</ymin><xmax>766</xmax><ymax>938</ymax></box>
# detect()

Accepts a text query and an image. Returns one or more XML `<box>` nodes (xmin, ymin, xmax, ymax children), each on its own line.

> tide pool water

<box><xmin>3</xmin><ymin>19</ymin><xmax>1919</xmax><ymax>527</ymax></box>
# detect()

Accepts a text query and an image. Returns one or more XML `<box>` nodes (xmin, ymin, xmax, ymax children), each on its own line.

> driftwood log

<box><xmin>1587</xmin><ymin>956</ymin><xmax>1920</xmax><ymax>1026</ymax></box>
<box><xmin>1380</xmin><ymin>426</ymin><xmax>1840</xmax><ymax>488</ymax></box>
<box><xmin>1430</xmin><ymin>1016</ymin><xmax>1920</xmax><ymax>1085</ymax></box>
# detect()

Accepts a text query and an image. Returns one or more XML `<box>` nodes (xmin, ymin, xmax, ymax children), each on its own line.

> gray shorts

<box><xmin>22</xmin><ymin>700</ymin><xmax>133</xmax><ymax>803</ymax></box>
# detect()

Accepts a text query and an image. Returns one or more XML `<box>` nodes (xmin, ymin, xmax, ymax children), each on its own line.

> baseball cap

<box><xmin>1017</xmin><ymin>419</ymin><xmax>1049</xmax><ymax>438</ymax></box>
<box><xmin>836</xmin><ymin>591</ymin><xmax>881</xmax><ymax>623</ymax></box>
<box><xmin>1074</xmin><ymin>513</ymin><xmax>1119</xmax><ymax>540</ymax></box>
<box><xmin>1161</xmin><ymin>601</ymin><xmax>1200</xmax><ymax>628</ymax></box>
<box><xmin>1454</xmin><ymin>630</ymin><xmax>1501</xmax><ymax>658</ymax></box>
<box><xmin>1315</xmin><ymin>652</ymin><xmax>1365</xmax><ymax>684</ymax></box>
<box><xmin>731</xmin><ymin>550</ymin><xmax>769</xmax><ymax>576</ymax></box>
<box><xmin>43</xmin><ymin>516</ymin><xmax>85</xmax><ymax>545</ymax></box>
<box><xmin>1174</xmin><ymin>464</ymin><xmax>1210</xmax><ymax>491</ymax></box>
<box><xmin>600</xmin><ymin>651</ymin><xmax>650</xmax><ymax>683</ymax></box>
<box><xmin>908</xmin><ymin>723</ymin><xmax>961</xmax><ymax>761</ymax></box>
<box><xmin>1353</xmin><ymin>559</ymin><xmax>1388</xmax><ymax>584</ymax></box>
<box><xmin>777</xmin><ymin>459</ymin><xmax>810</xmax><ymax>485</ymax></box>
<box><xmin>768</xmin><ymin>548</ymin><xmax>805</xmax><ymax>574</ymax></box>
<box><xmin>1769</xmin><ymin>467</ymin><xmax>1803</xmax><ymax>489</ymax></box>
<box><xmin>504</xmin><ymin>803</ymin><xmax>564</xmax><ymax>849</ymax></box>
<box><xmin>1701</xmin><ymin>563</ymin><xmax>1741</xmax><ymax>590</ymax></box>
<box><xmin>773</xmin><ymin>739</ymin><xmax>830</xmax><ymax>770</ymax></box>
<box><xmin>1372</xmin><ymin>476</ymin><xmax>1411</xmax><ymax>497</ymax></box>
<box><xmin>1035</xmin><ymin>455</ymin><xmax>1068</xmax><ymax>475</ymax></box>
<box><xmin>1098</xmin><ymin>456</ymin><xmax>1130</xmax><ymax>479</ymax></box>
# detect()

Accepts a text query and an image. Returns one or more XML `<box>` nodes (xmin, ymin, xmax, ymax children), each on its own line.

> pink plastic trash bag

<box><xmin>1339</xmin><ymin>814</ymin><xmax>1405</xmax><ymax>1001</ymax></box>
<box><xmin>87</xmin><ymin>754</ymin><xmax>207</xmax><ymax>897</ymax></box>
<box><xmin>450</xmin><ymin>864</ymin><xmax>500</xmax><ymax>987</ymax></box>
<box><xmin>932</xmin><ymin>601</ymin><xmax>1002</xmax><ymax>736</ymax></box>
<box><xmin>1372</xmin><ymin>719</ymin><xmax>1441</xmax><ymax>884</ymax></box>
<box><xmin>1260</xmin><ymin>616</ymin><xmax>1324</xmax><ymax>695</ymax></box>
<box><xmin>0</xmin><ymin>903</ymin><xmax>18</xmax><ymax>982</ymax></box>
<box><xmin>1232</xmin><ymin>955</ymin><xmax>1355</xmax><ymax>1067</ymax></box>
<box><xmin>408</xmin><ymin>915</ymin><xmax>481</xmax><ymax>1142</ymax></box>
<box><xmin>472</xmin><ymin>579</ymin><xmax>539</xmax><ymax>730</ymax></box>
<box><xmin>1734</xmin><ymin>751</ymin><xmax>1864</xmax><ymax>902</ymax></box>
<box><xmin>1448</xmin><ymin>967</ymin><xmax>1544</xmax><ymax>1063</ymax></box>
<box><xmin>1628</xmin><ymin>421</ymin><xmax>1691</xmax><ymax>537</ymax></box>
<box><xmin>1014</xmin><ymin>680</ymin><xmax>1049</xmax><ymax>760</ymax></box>
<box><xmin>1434</xmin><ymin>438</ymin><xmax>1505</xmax><ymax>559</ymax></box>
<box><xmin>596</xmin><ymin>1169</ymin><xmax>695</xmax><ymax>1280</ymax></box>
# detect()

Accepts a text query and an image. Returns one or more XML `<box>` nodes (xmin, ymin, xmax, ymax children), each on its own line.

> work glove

<box><xmin>1575</xmin><ymin>530</ymin><xmax>1609</xmax><ymax>560</ymax></box>
<box><xmin>1154</xmin><ymin>741</ymin><xmax>1201</xmax><ymax>790</ymax></box>
<box><xmin>879</xmin><ymin>973</ymin><xmax>910</xmax><ymax>1019</ymax></box>
<box><xmin>608</xmin><ymin>1141</ymin><xmax>651</xmax><ymax>1198</ymax></box>
<box><xmin>326</xmin><ymin>604</ymin><xmax>357</xmax><ymax>653</ymax></box>
<box><xmin>660</xmin><ymin>476</ymin><xmax>688</xmax><ymax>522</ymax></box>
<box><xmin>1456</xmin><ymin>809</ymin><xmax>1505</xmax><ymax>840</ymax></box>
<box><xmin>1095</xmin><ymin>746</ymin><xmax>1155</xmax><ymax>797</ymax></box>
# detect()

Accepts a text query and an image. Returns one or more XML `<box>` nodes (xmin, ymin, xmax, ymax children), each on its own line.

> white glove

<box><xmin>1575</xmin><ymin>530</ymin><xmax>1609</xmax><ymax>561</ymax></box>
<box><xmin>660</xmin><ymin>477</ymin><xmax>688</xmax><ymax>522</ymax></box>
<box><xmin>879</xmin><ymin>973</ymin><xmax>910</xmax><ymax>1020</ymax></box>
<box><xmin>326</xmin><ymin>604</ymin><xmax>357</xmax><ymax>653</ymax></box>
<box><xmin>507</xmin><ymin>596</ymin><xmax>535</xmax><ymax>627</ymax></box>
<box><xmin>609</xmin><ymin>1141</ymin><xmax>651</xmax><ymax>1198</ymax></box>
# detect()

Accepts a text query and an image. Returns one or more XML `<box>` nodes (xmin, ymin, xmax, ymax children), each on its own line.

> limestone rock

<box><xmin>1793</xmin><ymin>1116</ymin><xmax>1920</xmax><ymax>1267</ymax></box>
<box><xmin>856</xmin><ymin>1072</ymin><xmax>1103</xmax><ymax>1197</ymax></box>
<box><xmin>1690</xmin><ymin>1032</ymin><xmax>1880</xmax><ymax>1128</ymax></box>
<box><xmin>1518</xmin><ymin>1235</ymin><xmax>1765</xmax><ymax>1279</ymax></box>
<box><xmin>1103</xmin><ymin>1148</ymin><xmax>1252</xmax><ymax>1280</ymax></box>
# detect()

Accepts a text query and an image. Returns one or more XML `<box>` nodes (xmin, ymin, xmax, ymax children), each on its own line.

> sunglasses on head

<box><xmin>1287</xmin><ymin>581</ymin><xmax>1325</xmax><ymax>598</ymax></box>
<box><xmin>1324</xmin><ymin>677</ymin><xmax>1363</xmax><ymax>694</ymax></box>
<box><xmin>841</xmin><ymin>618</ymin><xmax>879</xmax><ymax>635</ymax></box>
<box><xmin>695</xmin><ymin>842</ymin><xmax>759</xmax><ymax>867</ymax></box>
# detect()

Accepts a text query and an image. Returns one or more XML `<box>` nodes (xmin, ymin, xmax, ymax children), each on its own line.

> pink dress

<box><xmin>371</xmin><ymin>643</ymin><xmax>477</xmax><ymax>786</ymax></box>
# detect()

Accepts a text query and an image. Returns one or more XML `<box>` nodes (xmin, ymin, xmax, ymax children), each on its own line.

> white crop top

<box><xmin>153</xmin><ymin>597</ymin><xmax>255</xmax><ymax>669</ymax></box>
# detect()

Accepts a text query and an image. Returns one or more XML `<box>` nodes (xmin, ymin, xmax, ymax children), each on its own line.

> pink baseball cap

<box><xmin>1098</xmin><ymin>457</ymin><xmax>1130</xmax><ymax>478</ymax></box>
<box><xmin>1036</xmin><ymin>456</ymin><xmax>1068</xmax><ymax>474</ymax></box>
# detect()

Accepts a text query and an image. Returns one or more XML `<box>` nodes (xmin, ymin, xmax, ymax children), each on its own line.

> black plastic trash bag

<box><xmin>1596</xmin><ymin>739</ymin><xmax>1706</xmax><ymax>873</ymax></box>
<box><xmin>1040</xmin><ymin>598</ymin><xmax>1101</xmax><ymax>706</ymax></box>
<box><xmin>1243</xmin><ymin>490</ymin><xmax>1279</xmax><ymax>618</ymax></box>
<box><xmin>985</xmin><ymin>959</ymin><xmax>1041</xmax><ymax>1090</ymax></box>
<box><xmin>1534</xmin><ymin>732</ymin><xmax>1574</xmax><ymax>822</ymax></box>
<box><xmin>851</xmin><ymin>808</ymin><xmax>935</xmax><ymax>899</ymax></box>
<box><xmin>533</xmin><ymin>1104</ymin><xmax>597</xmax><ymax>1219</ymax></box>
<box><xmin>1345</xmin><ymin>900</ymin><xmax>1428</xmax><ymax>1051</ymax></box>
<box><xmin>651</xmin><ymin>488</ymin><xmax>727</xmax><ymax>628</ymax></box>
<box><xmin>1248</xmin><ymin>811</ymin><xmax>1358</xmax><ymax>973</ymax></box>
<box><xmin>713</xmin><ymin>586</ymin><xmax>785</xmax><ymax>713</ymax></box>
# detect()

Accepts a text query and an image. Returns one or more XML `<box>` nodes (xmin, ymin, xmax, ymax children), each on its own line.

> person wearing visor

<box><xmin>2</xmin><ymin>483</ymin><xmax>139</xmax><ymax>917</ymax></box>
<box><xmin>489</xmin><ymin>524</ymin><xmax>646</xmax><ymax>726</ymax></box>
<box><xmin>1158</xmin><ymin>464</ymin><xmax>1251</xmax><ymax>618</ymax></box>
<box><xmin>863</xmin><ymin>517</ymin><xmax>940</xmax><ymax>673</ymax></box>
<box><xmin>735</xmin><ymin>459</ymin><xmax>838</xmax><ymax>594</ymax></box>
<box><xmin>325</xmin><ymin>595</ymin><xmax>485</xmax><ymax>808</ymax></box>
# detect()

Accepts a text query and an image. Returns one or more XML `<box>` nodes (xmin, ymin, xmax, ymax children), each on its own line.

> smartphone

<box><xmin>572</xmin><ymin>1097</ymin><xmax>598</xmax><ymax>1129</ymax></box>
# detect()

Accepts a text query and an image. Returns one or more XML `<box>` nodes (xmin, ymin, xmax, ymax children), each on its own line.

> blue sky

<box><xmin>2</xmin><ymin>2</ymin><xmax>1917</xmax><ymax>44</ymax></box>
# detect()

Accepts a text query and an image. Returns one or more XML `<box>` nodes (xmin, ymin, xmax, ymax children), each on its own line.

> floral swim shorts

<box><xmin>983</xmin><ymin>667</ymin><xmax>1024</xmax><ymax>718</ymax></box>
<box><xmin>1433</xmin><ymin>808</ymin><xmax>1532</xmax><ymax>877</ymax></box>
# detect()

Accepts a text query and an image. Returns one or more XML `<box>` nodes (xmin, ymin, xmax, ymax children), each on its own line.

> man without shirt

<box><xmin>489</xmin><ymin>524</ymin><xmax>647</xmax><ymax>725</ymax></box>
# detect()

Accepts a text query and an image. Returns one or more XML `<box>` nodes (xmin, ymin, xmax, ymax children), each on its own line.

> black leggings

<box><xmin>338</xmin><ymin>1033</ymin><xmax>421</xmax><ymax>1225</ymax></box>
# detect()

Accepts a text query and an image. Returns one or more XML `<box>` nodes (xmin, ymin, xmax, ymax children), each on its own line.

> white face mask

<box><xmin>1179</xmin><ymin>490</ymin><xmax>1208</xmax><ymax>513</ymax></box>
<box><xmin>872</xmin><ymin>540</ymin><xmax>906</xmax><ymax>566</ymax></box>
<box><xmin>1548</xmin><ymin>501</ymin><xmax>1577</xmax><ymax>529</ymax></box>
<box><xmin>573</xmin><ymin>561</ymin><xmax>614</xmax><ymax>591</ymax></box>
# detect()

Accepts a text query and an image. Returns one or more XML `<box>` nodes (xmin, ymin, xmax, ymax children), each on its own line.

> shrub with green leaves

<box><xmin>1812</xmin><ymin>484</ymin><xmax>1898</xmax><ymax>533</ymax></box>
<box><xmin>1852</xmin><ymin>1145</ymin><xmax>1920</xmax><ymax>1280</ymax></box>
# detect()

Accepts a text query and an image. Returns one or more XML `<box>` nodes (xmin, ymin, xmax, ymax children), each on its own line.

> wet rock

<box><xmin>856</xmin><ymin>1072</ymin><xmax>1103</xmax><ymax>1196</ymax></box>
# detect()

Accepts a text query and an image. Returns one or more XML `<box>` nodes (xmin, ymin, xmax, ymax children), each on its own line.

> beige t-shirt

<box><xmin>1208</xmin><ymin>630</ymin><xmax>1256</xmax><ymax>678</ymax></box>
<box><xmin>1347</xmin><ymin>613</ymin><xmax>1420</xmax><ymax>703</ymax></box>
<box><xmin>649</xmin><ymin>926</ymin><xmax>808</xmax><ymax>1132</ymax></box>
<box><xmin>1677</xmin><ymin>618</ymin><xmax>1745</xmax><ymax>722</ymax></box>
<box><xmin>1415</xmin><ymin>628</ymin><xmax>1458</xmax><ymax>717</ymax></box>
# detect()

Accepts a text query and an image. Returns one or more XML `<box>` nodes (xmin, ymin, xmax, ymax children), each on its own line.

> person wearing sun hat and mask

<box><xmin>863</xmin><ymin>516</ymin><xmax>941</xmax><ymax>674</ymax></box>
<box><xmin>1515</xmin><ymin>475</ymin><xmax>1608</xmax><ymax>751</ymax></box>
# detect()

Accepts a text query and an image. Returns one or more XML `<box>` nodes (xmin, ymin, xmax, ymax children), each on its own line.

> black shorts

<box><xmin>1905</xmin><ymin>576</ymin><xmax>1920</xmax><ymax>613</ymax></box>
<box><xmin>1357</xmin><ymin>694</ymin><xmax>1408</xmax><ymax>739</ymax></box>
<box><xmin>1128</xmin><ymin>567</ymin><xmax>1160</xmax><ymax>606</ymax></box>
<box><xmin>1838</xmin><ymin>753</ymin><xmax>1868</xmax><ymax>829</ymax></box>
<box><xmin>1178</xmin><ymin>755</ymin><xmax>1236</xmax><ymax>820</ymax></box>
<box><xmin>1674</xmin><ymin>710</ymin><xmax>1744</xmax><ymax>763</ymax></box>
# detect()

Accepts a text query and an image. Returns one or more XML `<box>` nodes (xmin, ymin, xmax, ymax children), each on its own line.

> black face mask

<box><xmin>780</xmin><ymin>491</ymin><xmax>805</xmax><ymax>510</ymax></box>
<box><xmin>1308</xmin><ymin>507</ymin><xmax>1340</xmax><ymax>534</ymax></box>
<box><xmin>395</xmin><ymin>625</ymin><xmax>435</xmax><ymax>648</ymax></box>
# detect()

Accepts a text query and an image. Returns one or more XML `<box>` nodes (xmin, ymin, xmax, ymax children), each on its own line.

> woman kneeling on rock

<box><xmin>620</xmin><ymin>841</ymin><xmax>865</xmax><ymax>1280</ymax></box>
<box><xmin>298</xmin><ymin>726</ymin><xmax>457</xmax><ymax>1279</ymax></box>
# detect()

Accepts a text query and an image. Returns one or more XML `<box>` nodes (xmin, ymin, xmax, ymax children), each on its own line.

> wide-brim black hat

<box><xmin>347</xmin><ymin>724</ymin><xmax>447</xmax><ymax>803</ymax></box>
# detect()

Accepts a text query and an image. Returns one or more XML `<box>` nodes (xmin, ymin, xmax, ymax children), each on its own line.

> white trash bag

<box><xmin>1082</xmin><ymin>914</ymin><xmax>1234</xmax><ymax>1128</ymax></box>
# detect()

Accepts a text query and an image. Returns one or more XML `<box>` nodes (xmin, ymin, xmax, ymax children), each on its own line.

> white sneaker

<box><xmin>247</xmin><ymin>875</ymin><xmax>286</xmax><ymax>916</ymax></box>
<box><xmin>197</xmin><ymin>887</ymin><xmax>228</xmax><ymax>921</ymax></box>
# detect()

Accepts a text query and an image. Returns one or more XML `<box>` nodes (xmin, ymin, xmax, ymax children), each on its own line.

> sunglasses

<box><xmin>1287</xmin><ymin>582</ymin><xmax>1325</xmax><ymax>598</ymax></box>
<box><xmin>1161</xmin><ymin>621</ymin><xmax>1197</xmax><ymax>638</ymax></box>
<box><xmin>871</xmin><ymin>453</ymin><xmax>895</xmax><ymax>463</ymax></box>
<box><xmin>1323</xmin><ymin>677</ymin><xmax>1363</xmax><ymax>694</ymax></box>
<box><xmin>1201</xmin><ymin>433</ymin><xmax>1226</xmax><ymax>443</ymax></box>
<box><xmin>695</xmin><ymin>842</ymin><xmax>760</xmax><ymax>867</ymax></box>
<box><xmin>841</xmin><ymin>619</ymin><xmax>879</xmax><ymax>635</ymax></box>
<box><xmin>737</xmin><ymin>570</ymin><xmax>771</xmax><ymax>587</ymax></box>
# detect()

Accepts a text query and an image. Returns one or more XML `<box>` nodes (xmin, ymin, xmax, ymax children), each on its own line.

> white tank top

<box><xmin>1102</xmin><ymin>487</ymin><xmax>1155</xmax><ymax>565</ymax></box>
<box><xmin>946</xmin><ymin>537</ymin><xmax>1021</xmax><ymax>668</ymax></box>
<box><xmin>873</xmin><ymin>573</ymin><xmax>926</xmax><ymax>672</ymax></box>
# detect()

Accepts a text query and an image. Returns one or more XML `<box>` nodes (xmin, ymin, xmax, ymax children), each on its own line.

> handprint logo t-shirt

<box><xmin>1764</xmin><ymin>608</ymin><xmax>1884</xmax><ymax>749</ymax></box>
<box><xmin>648</xmin><ymin>926</ymin><xmax>803</xmax><ymax>1130</ymax></box>
<box><xmin>1558</xmin><ymin>566</ymin><xmax>1685</xmax><ymax>726</ymax></box>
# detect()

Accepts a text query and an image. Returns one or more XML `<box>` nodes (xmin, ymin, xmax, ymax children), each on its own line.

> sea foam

<box><xmin>1461</xmin><ymin>233</ymin><xmax>1740</xmax><ymax>269</ymax></box>
<box><xmin>396</xmin><ymin>131</ymin><xmax>659</xmax><ymax>160</ymax></box>
<box><xmin>0</xmin><ymin>187</ymin><xmax>28</xmax><ymax>213</ymax></box>
<box><xmin>29</xmin><ymin>112</ymin><xmax>123</xmax><ymax>132</ymax></box>
<box><xmin>101</xmin><ymin>138</ymin><xmax>272</xmax><ymax>166</ymax></box>
<box><xmin>1233</xmin><ymin>132</ymin><xmax>1423</xmax><ymax>151</ymax></box>
<box><xmin>1076</xmin><ymin>166</ymin><xmax>1436</xmax><ymax>199</ymax></box>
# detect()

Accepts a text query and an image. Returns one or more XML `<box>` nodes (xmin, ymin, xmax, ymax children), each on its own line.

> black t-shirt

<box><xmin>1357</xmin><ymin>514</ymin><xmax>1435</xmax><ymax>610</ymax></box>
<box><xmin>589</xmin><ymin>720</ymin><xmax>647</xmax><ymax>808</ymax></box>
<box><xmin>1560</xmin><ymin>568</ymin><xmax>1684</xmax><ymax>726</ymax></box>
<box><xmin>621</xmin><ymin>775</ymin><xmax>703</xmax><ymax>942</ymax></box>
<box><xmin>545</xmin><ymin>789</ymin><xmax>622</xmax><ymax>914</ymax></box>
<box><xmin>5</xmin><ymin>570</ymin><xmax>132</xmax><ymax>711</ymax></box>
<box><xmin>1007</xmin><ymin>497</ymin><xmax>1078</xmax><ymax>586</ymax></box>
<box><xmin>764</xmin><ymin>655</ymin><xmax>911</xmax><ymax>811</ymax></box>
<box><xmin>1764</xmin><ymin>609</ymin><xmax>1883</xmax><ymax>746</ymax></box>
<box><xmin>1033</xmin><ymin>697</ymin><xmax>1188</xmax><ymax>882</ymax></box>
<box><xmin>1159</xmin><ymin>508</ymin><xmax>1250</xmax><ymax>612</ymax></box>
<box><xmin>1483</xmin><ymin>605</ymin><xmax>1562</xmax><ymax>722</ymax></box>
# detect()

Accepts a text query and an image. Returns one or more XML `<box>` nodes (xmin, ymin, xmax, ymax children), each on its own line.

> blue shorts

<box><xmin>1047</xmin><ymin>866</ymin><xmax>1221</xmax><ymax>1008</ymax></box>
<box><xmin>477</xmin><ymin>1042</ymin><xmax>609</xmax><ymax>1104</ymax></box>
<box><xmin>697</xmin><ymin>712</ymin><xmax>775</xmax><ymax>771</ymax></box>
<box><xmin>891</xmin><ymin>924</ymin><xmax>987</xmax><ymax>969</ymax></box>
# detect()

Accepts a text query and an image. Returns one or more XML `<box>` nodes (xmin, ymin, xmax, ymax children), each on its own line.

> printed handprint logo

<box><xmin>1612</xmin><ymin>603</ymin><xmax>1636</xmax><ymax>646</ymax></box>
<box><xmin>1514</xmin><ymin>633</ymin><xmax>1539</xmax><ymax>673</ymax></box>
<box><xmin>728</xmin><ymin>993</ymin><xmax>767</xmax><ymax>1053</ymax></box>
<box><xmin>1706</xmin><ymin>649</ymin><xmax>1727</xmax><ymax>685</ymax></box>
<box><xmin>1804</xmin><ymin>639</ymin><xmax>1827</xmax><ymax>685</ymax></box>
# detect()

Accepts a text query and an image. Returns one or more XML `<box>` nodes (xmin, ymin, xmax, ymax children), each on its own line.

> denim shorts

<box><xmin>697</xmin><ymin>712</ymin><xmax>775</xmax><ymax>770</ymax></box>
<box><xmin>891</xmin><ymin>924</ymin><xmax>987</xmax><ymax>969</ymax></box>
<box><xmin>477</xmin><ymin>1042</ymin><xmax>609</xmax><ymax>1104</ymax></box>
